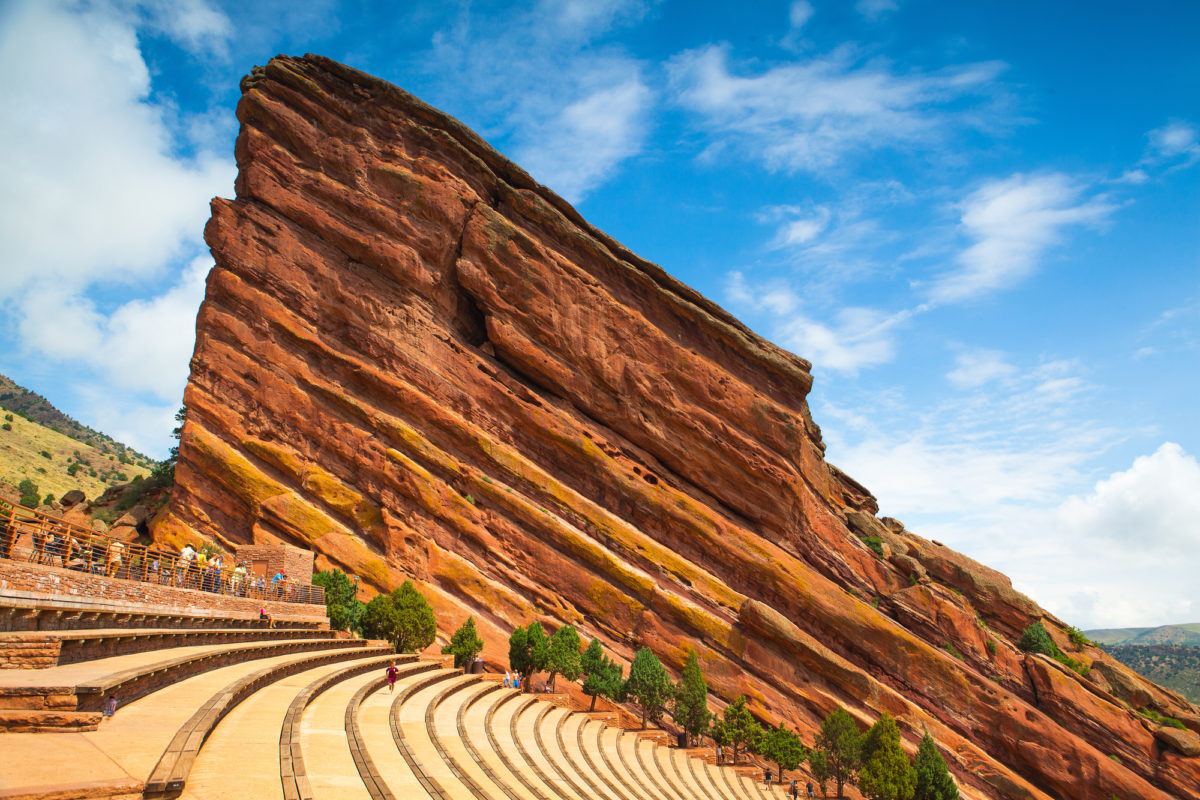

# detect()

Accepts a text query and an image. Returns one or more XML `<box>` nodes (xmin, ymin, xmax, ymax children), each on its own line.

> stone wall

<box><xmin>234</xmin><ymin>543</ymin><xmax>315</xmax><ymax>585</ymax></box>
<box><xmin>0</xmin><ymin>559</ymin><xmax>327</xmax><ymax>626</ymax></box>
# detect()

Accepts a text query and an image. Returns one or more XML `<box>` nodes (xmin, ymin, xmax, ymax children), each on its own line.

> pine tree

<box><xmin>545</xmin><ymin>624</ymin><xmax>582</xmax><ymax>690</ymax></box>
<box><xmin>622</xmin><ymin>647</ymin><xmax>674</xmax><ymax>728</ymax></box>
<box><xmin>390</xmin><ymin>580</ymin><xmax>437</xmax><ymax>653</ymax></box>
<box><xmin>581</xmin><ymin>638</ymin><xmax>623</xmax><ymax>711</ymax></box>
<box><xmin>442</xmin><ymin>616</ymin><xmax>485</xmax><ymax>669</ymax></box>
<box><xmin>814</xmin><ymin>707</ymin><xmax>863</xmax><ymax>799</ymax></box>
<box><xmin>672</xmin><ymin>649</ymin><xmax>712</xmax><ymax>746</ymax></box>
<box><xmin>508</xmin><ymin>622</ymin><xmax>549</xmax><ymax>691</ymax></box>
<box><xmin>360</xmin><ymin>593</ymin><xmax>399</xmax><ymax>645</ymax></box>
<box><xmin>721</xmin><ymin>695</ymin><xmax>763</xmax><ymax>764</ymax></box>
<box><xmin>913</xmin><ymin>731</ymin><xmax>959</xmax><ymax>800</ymax></box>
<box><xmin>760</xmin><ymin>723</ymin><xmax>807</xmax><ymax>783</ymax></box>
<box><xmin>312</xmin><ymin>569</ymin><xmax>363</xmax><ymax>633</ymax></box>
<box><xmin>859</xmin><ymin>713</ymin><xmax>916</xmax><ymax>800</ymax></box>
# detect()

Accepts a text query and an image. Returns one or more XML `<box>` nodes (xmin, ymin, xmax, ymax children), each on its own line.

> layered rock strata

<box><xmin>159</xmin><ymin>54</ymin><xmax>1200</xmax><ymax>799</ymax></box>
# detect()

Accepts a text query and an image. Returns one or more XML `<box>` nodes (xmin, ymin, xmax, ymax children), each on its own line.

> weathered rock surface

<box><xmin>159</xmin><ymin>54</ymin><xmax>1199</xmax><ymax>799</ymax></box>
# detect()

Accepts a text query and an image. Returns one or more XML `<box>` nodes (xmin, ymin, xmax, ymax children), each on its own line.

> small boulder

<box><xmin>1153</xmin><ymin>725</ymin><xmax>1200</xmax><ymax>757</ymax></box>
<box><xmin>891</xmin><ymin>553</ymin><xmax>928</xmax><ymax>584</ymax></box>
<box><xmin>59</xmin><ymin>490</ymin><xmax>86</xmax><ymax>509</ymax></box>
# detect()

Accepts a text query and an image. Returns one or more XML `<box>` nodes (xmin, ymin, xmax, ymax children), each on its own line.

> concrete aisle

<box><xmin>300</xmin><ymin>668</ymin><xmax>382</xmax><ymax>800</ymax></box>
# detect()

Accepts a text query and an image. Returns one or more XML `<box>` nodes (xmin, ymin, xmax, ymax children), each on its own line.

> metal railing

<box><xmin>0</xmin><ymin>498</ymin><xmax>325</xmax><ymax>606</ymax></box>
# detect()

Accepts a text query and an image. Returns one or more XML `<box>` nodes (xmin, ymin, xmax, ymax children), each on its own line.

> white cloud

<box><xmin>929</xmin><ymin>173</ymin><xmax>1114</xmax><ymax>303</ymax></box>
<box><xmin>770</xmin><ymin>206</ymin><xmax>831</xmax><ymax>247</ymax></box>
<box><xmin>789</xmin><ymin>1</ymin><xmax>815</xmax><ymax>31</ymax></box>
<box><xmin>139</xmin><ymin>0</ymin><xmax>233</xmax><ymax>57</ymax></box>
<box><xmin>856</xmin><ymin>0</ymin><xmax>899</xmax><ymax>21</ymax></box>
<box><xmin>1145</xmin><ymin>120</ymin><xmax>1200</xmax><ymax>168</ymax></box>
<box><xmin>667</xmin><ymin>44</ymin><xmax>1004</xmax><ymax>173</ymax></box>
<box><xmin>428</xmin><ymin>1</ymin><xmax>653</xmax><ymax>203</ymax></box>
<box><xmin>515</xmin><ymin>78</ymin><xmax>651</xmax><ymax>202</ymax></box>
<box><xmin>0</xmin><ymin>1</ymin><xmax>234</xmax><ymax>455</ymax></box>
<box><xmin>775</xmin><ymin>306</ymin><xmax>907</xmax><ymax>373</ymax></box>
<box><xmin>946</xmin><ymin>348</ymin><xmax>1016</xmax><ymax>389</ymax></box>
<box><xmin>726</xmin><ymin>271</ymin><xmax>801</xmax><ymax>316</ymax></box>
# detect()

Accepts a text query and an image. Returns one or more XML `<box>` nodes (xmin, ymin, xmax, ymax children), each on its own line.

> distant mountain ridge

<box><xmin>0</xmin><ymin>372</ymin><xmax>155</xmax><ymax>469</ymax></box>
<box><xmin>1086</xmin><ymin>623</ymin><xmax>1200</xmax><ymax>646</ymax></box>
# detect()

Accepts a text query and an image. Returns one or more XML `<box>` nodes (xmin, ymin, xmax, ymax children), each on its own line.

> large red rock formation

<box><xmin>160</xmin><ymin>54</ymin><xmax>1199</xmax><ymax>799</ymax></box>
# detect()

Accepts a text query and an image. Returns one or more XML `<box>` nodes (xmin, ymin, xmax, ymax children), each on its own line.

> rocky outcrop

<box><xmin>159</xmin><ymin>54</ymin><xmax>1199</xmax><ymax>799</ymax></box>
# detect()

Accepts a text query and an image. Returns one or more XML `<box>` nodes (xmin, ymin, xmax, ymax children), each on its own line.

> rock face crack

<box><xmin>161</xmin><ymin>54</ymin><xmax>1200</xmax><ymax>800</ymax></box>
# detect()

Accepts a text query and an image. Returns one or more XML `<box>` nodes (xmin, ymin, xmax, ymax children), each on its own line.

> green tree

<box><xmin>42</xmin><ymin>494</ymin><xmax>55</xmax><ymax>506</ymax></box>
<box><xmin>545</xmin><ymin>624</ymin><xmax>582</xmax><ymax>690</ymax></box>
<box><xmin>360</xmin><ymin>593</ymin><xmax>399</xmax><ymax>643</ymax></box>
<box><xmin>312</xmin><ymin>569</ymin><xmax>363</xmax><ymax>633</ymax></box>
<box><xmin>721</xmin><ymin>695</ymin><xmax>763</xmax><ymax>764</ymax></box>
<box><xmin>151</xmin><ymin>406</ymin><xmax>186</xmax><ymax>485</ymax></box>
<box><xmin>17</xmin><ymin>478</ymin><xmax>39</xmax><ymax>507</ymax></box>
<box><xmin>581</xmin><ymin>639</ymin><xmax>624</xmax><ymax>711</ymax></box>
<box><xmin>859</xmin><ymin>713</ymin><xmax>916</xmax><ymax>800</ymax></box>
<box><xmin>442</xmin><ymin>616</ymin><xmax>485</xmax><ymax>669</ymax></box>
<box><xmin>622</xmin><ymin>647</ymin><xmax>674</xmax><ymax>729</ymax></box>
<box><xmin>913</xmin><ymin>731</ymin><xmax>959</xmax><ymax>800</ymax></box>
<box><xmin>814</xmin><ymin>707</ymin><xmax>863</xmax><ymax>799</ymax></box>
<box><xmin>509</xmin><ymin>621</ymin><xmax>549</xmax><ymax>691</ymax></box>
<box><xmin>710</xmin><ymin>718</ymin><xmax>731</xmax><ymax>762</ymax></box>
<box><xmin>390</xmin><ymin>580</ymin><xmax>437</xmax><ymax>653</ymax></box>
<box><xmin>672</xmin><ymin>649</ymin><xmax>712</xmax><ymax>746</ymax></box>
<box><xmin>760</xmin><ymin>722</ymin><xmax>808</xmax><ymax>783</ymax></box>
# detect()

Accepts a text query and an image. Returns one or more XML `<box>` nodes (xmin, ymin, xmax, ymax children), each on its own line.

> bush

<box><xmin>1138</xmin><ymin>708</ymin><xmax>1187</xmax><ymax>730</ymax></box>
<box><xmin>1067</xmin><ymin>626</ymin><xmax>1093</xmax><ymax>648</ymax></box>
<box><xmin>622</xmin><ymin>647</ymin><xmax>674</xmax><ymax>729</ymax></box>
<box><xmin>18</xmin><ymin>478</ymin><xmax>39</xmax><ymax>507</ymax></box>
<box><xmin>943</xmin><ymin>643</ymin><xmax>963</xmax><ymax>660</ymax></box>
<box><xmin>39</xmin><ymin>450</ymin><xmax>51</xmax><ymax>459</ymax></box>
<box><xmin>42</xmin><ymin>494</ymin><xmax>55</xmax><ymax>506</ymax></box>
<box><xmin>862</xmin><ymin>535</ymin><xmax>884</xmax><ymax>557</ymax></box>
<box><xmin>3</xmin><ymin>413</ymin><xmax>12</xmax><ymax>421</ymax></box>
<box><xmin>985</xmin><ymin>638</ymin><xmax>997</xmax><ymax>656</ymax></box>
<box><xmin>442</xmin><ymin>617</ymin><xmax>484</xmax><ymax>669</ymax></box>
<box><xmin>1018</xmin><ymin>622</ymin><xmax>1060</xmax><ymax>657</ymax></box>
<box><xmin>1</xmin><ymin>423</ymin><xmax>10</xmax><ymax>432</ymax></box>
<box><xmin>66</xmin><ymin>463</ymin><xmax>80</xmax><ymax>476</ymax></box>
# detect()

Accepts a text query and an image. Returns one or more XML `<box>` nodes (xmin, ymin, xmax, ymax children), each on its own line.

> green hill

<box><xmin>0</xmin><ymin>373</ymin><xmax>155</xmax><ymax>470</ymax></box>
<box><xmin>0</xmin><ymin>374</ymin><xmax>157</xmax><ymax>504</ymax></box>
<box><xmin>1086</xmin><ymin>623</ymin><xmax>1200</xmax><ymax>646</ymax></box>
<box><xmin>1102</xmin><ymin>644</ymin><xmax>1200</xmax><ymax>703</ymax></box>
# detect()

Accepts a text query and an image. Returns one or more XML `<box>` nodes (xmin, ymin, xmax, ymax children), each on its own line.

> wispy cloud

<box><xmin>856</xmin><ymin>0</ymin><xmax>899</xmax><ymax>22</ymax></box>
<box><xmin>426</xmin><ymin>0</ymin><xmax>653</xmax><ymax>202</ymax></box>
<box><xmin>928</xmin><ymin>173</ymin><xmax>1115</xmax><ymax>303</ymax></box>
<box><xmin>667</xmin><ymin>43</ymin><xmax>1006</xmax><ymax>173</ymax></box>
<box><xmin>946</xmin><ymin>348</ymin><xmax>1016</xmax><ymax>389</ymax></box>
<box><xmin>1143</xmin><ymin>119</ymin><xmax>1200</xmax><ymax>169</ymax></box>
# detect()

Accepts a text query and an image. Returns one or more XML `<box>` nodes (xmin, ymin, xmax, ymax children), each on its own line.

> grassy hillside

<box><xmin>1086</xmin><ymin>623</ymin><xmax>1200</xmax><ymax>646</ymax></box>
<box><xmin>0</xmin><ymin>407</ymin><xmax>152</xmax><ymax>503</ymax></box>
<box><xmin>1103</xmin><ymin>644</ymin><xmax>1200</xmax><ymax>703</ymax></box>
<box><xmin>0</xmin><ymin>373</ymin><xmax>155</xmax><ymax>470</ymax></box>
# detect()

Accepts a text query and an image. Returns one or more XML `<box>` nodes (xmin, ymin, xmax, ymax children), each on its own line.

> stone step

<box><xmin>459</xmin><ymin>685</ymin><xmax>547</xmax><ymax>800</ymax></box>
<box><xmin>0</xmin><ymin>593</ymin><xmax>326</xmax><ymax>633</ymax></box>
<box><xmin>0</xmin><ymin>627</ymin><xmax>341</xmax><ymax>668</ymax></box>
<box><xmin>0</xmin><ymin>637</ymin><xmax>378</xmax><ymax>723</ymax></box>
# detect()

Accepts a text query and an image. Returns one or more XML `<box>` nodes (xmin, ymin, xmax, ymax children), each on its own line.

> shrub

<box><xmin>1</xmin><ymin>423</ymin><xmax>10</xmax><ymax>432</ymax></box>
<box><xmin>943</xmin><ymin>643</ymin><xmax>963</xmax><ymax>660</ymax></box>
<box><xmin>42</xmin><ymin>494</ymin><xmax>54</xmax><ymax>506</ymax></box>
<box><xmin>1067</xmin><ymin>626</ymin><xmax>1093</xmax><ymax>648</ymax></box>
<box><xmin>863</xmin><ymin>535</ymin><xmax>884</xmax><ymax>557</ymax></box>
<box><xmin>985</xmin><ymin>638</ymin><xmax>997</xmax><ymax>656</ymax></box>
<box><xmin>66</xmin><ymin>463</ymin><xmax>80</xmax><ymax>476</ymax></box>
<box><xmin>3</xmin><ymin>413</ymin><xmax>12</xmax><ymax>421</ymax></box>
<box><xmin>18</xmin><ymin>478</ymin><xmax>39</xmax><ymax>507</ymax></box>
<box><xmin>1018</xmin><ymin>622</ymin><xmax>1060</xmax><ymax>658</ymax></box>
<box><xmin>1138</xmin><ymin>708</ymin><xmax>1187</xmax><ymax>730</ymax></box>
<box><xmin>622</xmin><ymin>647</ymin><xmax>674</xmax><ymax>729</ymax></box>
<box><xmin>442</xmin><ymin>617</ymin><xmax>485</xmax><ymax>669</ymax></box>
<box><xmin>39</xmin><ymin>450</ymin><xmax>51</xmax><ymax>459</ymax></box>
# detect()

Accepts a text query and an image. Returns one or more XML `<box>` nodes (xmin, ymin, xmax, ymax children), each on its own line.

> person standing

<box><xmin>503</xmin><ymin>671</ymin><xmax>512</xmax><ymax>688</ymax></box>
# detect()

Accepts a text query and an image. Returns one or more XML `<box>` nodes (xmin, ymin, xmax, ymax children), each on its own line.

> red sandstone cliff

<box><xmin>158</xmin><ymin>54</ymin><xmax>1200</xmax><ymax>799</ymax></box>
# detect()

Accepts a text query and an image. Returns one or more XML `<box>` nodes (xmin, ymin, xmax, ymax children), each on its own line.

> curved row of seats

<box><xmin>0</xmin><ymin>622</ymin><xmax>786</xmax><ymax>799</ymax></box>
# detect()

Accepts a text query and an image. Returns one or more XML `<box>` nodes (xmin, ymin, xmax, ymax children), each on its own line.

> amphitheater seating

<box><xmin>0</xmin><ymin>602</ymin><xmax>787</xmax><ymax>800</ymax></box>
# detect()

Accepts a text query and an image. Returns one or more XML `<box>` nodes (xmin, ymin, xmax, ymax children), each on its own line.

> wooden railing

<box><xmin>0</xmin><ymin>499</ymin><xmax>324</xmax><ymax>606</ymax></box>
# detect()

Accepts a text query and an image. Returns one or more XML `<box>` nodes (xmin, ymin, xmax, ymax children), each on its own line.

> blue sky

<box><xmin>0</xmin><ymin>0</ymin><xmax>1197</xmax><ymax>628</ymax></box>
